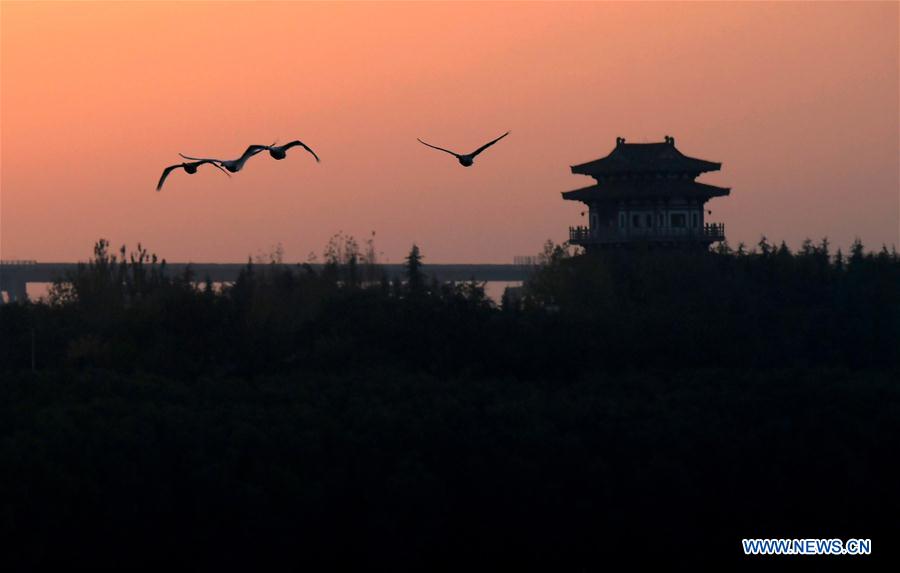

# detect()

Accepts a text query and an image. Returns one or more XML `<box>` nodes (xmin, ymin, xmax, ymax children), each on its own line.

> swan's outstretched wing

<box><xmin>469</xmin><ymin>131</ymin><xmax>510</xmax><ymax>157</ymax></box>
<box><xmin>417</xmin><ymin>138</ymin><xmax>460</xmax><ymax>158</ymax></box>
<box><xmin>179</xmin><ymin>153</ymin><xmax>221</xmax><ymax>163</ymax></box>
<box><xmin>238</xmin><ymin>145</ymin><xmax>268</xmax><ymax>161</ymax></box>
<box><xmin>283</xmin><ymin>140</ymin><xmax>320</xmax><ymax>162</ymax></box>
<box><xmin>231</xmin><ymin>145</ymin><xmax>268</xmax><ymax>170</ymax></box>
<box><xmin>199</xmin><ymin>160</ymin><xmax>232</xmax><ymax>177</ymax></box>
<box><xmin>157</xmin><ymin>164</ymin><xmax>182</xmax><ymax>191</ymax></box>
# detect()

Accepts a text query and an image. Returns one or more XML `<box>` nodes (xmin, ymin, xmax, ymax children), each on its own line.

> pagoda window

<box><xmin>645</xmin><ymin>214</ymin><xmax>653</xmax><ymax>228</ymax></box>
<box><xmin>658</xmin><ymin>213</ymin><xmax>664</xmax><ymax>227</ymax></box>
<box><xmin>619</xmin><ymin>213</ymin><xmax>626</xmax><ymax>229</ymax></box>
<box><xmin>670</xmin><ymin>213</ymin><xmax>687</xmax><ymax>228</ymax></box>
<box><xmin>692</xmin><ymin>212</ymin><xmax>698</xmax><ymax>228</ymax></box>
<box><xmin>632</xmin><ymin>214</ymin><xmax>641</xmax><ymax>228</ymax></box>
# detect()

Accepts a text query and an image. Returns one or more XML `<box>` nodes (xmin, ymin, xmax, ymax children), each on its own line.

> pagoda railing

<box><xmin>569</xmin><ymin>223</ymin><xmax>725</xmax><ymax>244</ymax></box>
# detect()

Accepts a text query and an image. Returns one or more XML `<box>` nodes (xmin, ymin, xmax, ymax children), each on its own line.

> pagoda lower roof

<box><xmin>561</xmin><ymin>179</ymin><xmax>731</xmax><ymax>202</ymax></box>
<box><xmin>571</xmin><ymin>141</ymin><xmax>721</xmax><ymax>177</ymax></box>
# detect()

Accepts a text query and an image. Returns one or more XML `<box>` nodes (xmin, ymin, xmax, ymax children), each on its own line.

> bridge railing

<box><xmin>0</xmin><ymin>260</ymin><xmax>38</xmax><ymax>266</ymax></box>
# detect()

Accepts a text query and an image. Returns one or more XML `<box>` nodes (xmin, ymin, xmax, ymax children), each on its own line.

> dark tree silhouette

<box><xmin>405</xmin><ymin>243</ymin><xmax>424</xmax><ymax>295</ymax></box>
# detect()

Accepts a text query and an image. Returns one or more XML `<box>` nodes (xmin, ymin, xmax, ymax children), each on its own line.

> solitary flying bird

<box><xmin>156</xmin><ymin>160</ymin><xmax>229</xmax><ymax>191</ymax></box>
<box><xmin>264</xmin><ymin>140</ymin><xmax>320</xmax><ymax>162</ymax></box>
<box><xmin>179</xmin><ymin>145</ymin><xmax>267</xmax><ymax>173</ymax></box>
<box><xmin>417</xmin><ymin>131</ymin><xmax>510</xmax><ymax>167</ymax></box>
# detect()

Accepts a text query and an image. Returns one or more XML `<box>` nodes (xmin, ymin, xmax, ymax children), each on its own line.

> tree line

<box><xmin>2</xmin><ymin>235</ymin><xmax>898</xmax><ymax>376</ymax></box>
<box><xmin>1</xmin><ymin>235</ymin><xmax>898</xmax><ymax>567</ymax></box>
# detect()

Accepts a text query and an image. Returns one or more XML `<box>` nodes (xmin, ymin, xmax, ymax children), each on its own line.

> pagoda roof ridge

<box><xmin>571</xmin><ymin>136</ymin><xmax>721</xmax><ymax>177</ymax></box>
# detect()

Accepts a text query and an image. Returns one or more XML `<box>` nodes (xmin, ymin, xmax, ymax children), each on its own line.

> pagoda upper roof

<box><xmin>562</xmin><ymin>179</ymin><xmax>731</xmax><ymax>203</ymax></box>
<box><xmin>570</xmin><ymin>136</ymin><xmax>721</xmax><ymax>178</ymax></box>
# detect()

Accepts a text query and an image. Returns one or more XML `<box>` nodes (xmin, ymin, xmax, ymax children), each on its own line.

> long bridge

<box><xmin>0</xmin><ymin>261</ymin><xmax>535</xmax><ymax>302</ymax></box>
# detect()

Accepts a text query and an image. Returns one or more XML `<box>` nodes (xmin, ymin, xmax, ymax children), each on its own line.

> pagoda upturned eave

<box><xmin>561</xmin><ymin>180</ymin><xmax>731</xmax><ymax>203</ymax></box>
<box><xmin>570</xmin><ymin>140</ymin><xmax>721</xmax><ymax>178</ymax></box>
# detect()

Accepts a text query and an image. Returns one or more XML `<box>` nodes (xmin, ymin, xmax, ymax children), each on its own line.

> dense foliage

<box><xmin>1</xmin><ymin>237</ymin><xmax>898</xmax><ymax>567</ymax></box>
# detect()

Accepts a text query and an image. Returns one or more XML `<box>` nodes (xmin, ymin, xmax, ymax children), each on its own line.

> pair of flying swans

<box><xmin>157</xmin><ymin>141</ymin><xmax>319</xmax><ymax>191</ymax></box>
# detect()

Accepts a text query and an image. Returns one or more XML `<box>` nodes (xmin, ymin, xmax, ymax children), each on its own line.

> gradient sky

<box><xmin>2</xmin><ymin>1</ymin><xmax>897</xmax><ymax>263</ymax></box>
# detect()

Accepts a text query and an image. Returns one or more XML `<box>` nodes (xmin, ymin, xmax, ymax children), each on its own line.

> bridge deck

<box><xmin>1</xmin><ymin>263</ymin><xmax>535</xmax><ymax>299</ymax></box>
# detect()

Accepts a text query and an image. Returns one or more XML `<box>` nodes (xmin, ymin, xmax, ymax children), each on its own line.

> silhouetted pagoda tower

<box><xmin>563</xmin><ymin>136</ymin><xmax>729</xmax><ymax>251</ymax></box>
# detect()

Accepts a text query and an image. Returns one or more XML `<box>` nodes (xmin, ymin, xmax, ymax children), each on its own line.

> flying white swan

<box><xmin>417</xmin><ymin>131</ymin><xmax>510</xmax><ymax>167</ymax></box>
<box><xmin>157</xmin><ymin>160</ymin><xmax>229</xmax><ymax>191</ymax></box>
<box><xmin>264</xmin><ymin>140</ymin><xmax>320</xmax><ymax>162</ymax></box>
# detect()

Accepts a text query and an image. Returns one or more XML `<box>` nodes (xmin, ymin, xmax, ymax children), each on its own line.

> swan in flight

<box><xmin>157</xmin><ymin>160</ymin><xmax>229</xmax><ymax>191</ymax></box>
<box><xmin>264</xmin><ymin>140</ymin><xmax>320</xmax><ymax>162</ymax></box>
<box><xmin>179</xmin><ymin>145</ymin><xmax>267</xmax><ymax>173</ymax></box>
<box><xmin>417</xmin><ymin>131</ymin><xmax>510</xmax><ymax>167</ymax></box>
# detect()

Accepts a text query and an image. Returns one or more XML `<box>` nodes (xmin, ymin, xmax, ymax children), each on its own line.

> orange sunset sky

<box><xmin>1</xmin><ymin>1</ymin><xmax>898</xmax><ymax>263</ymax></box>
